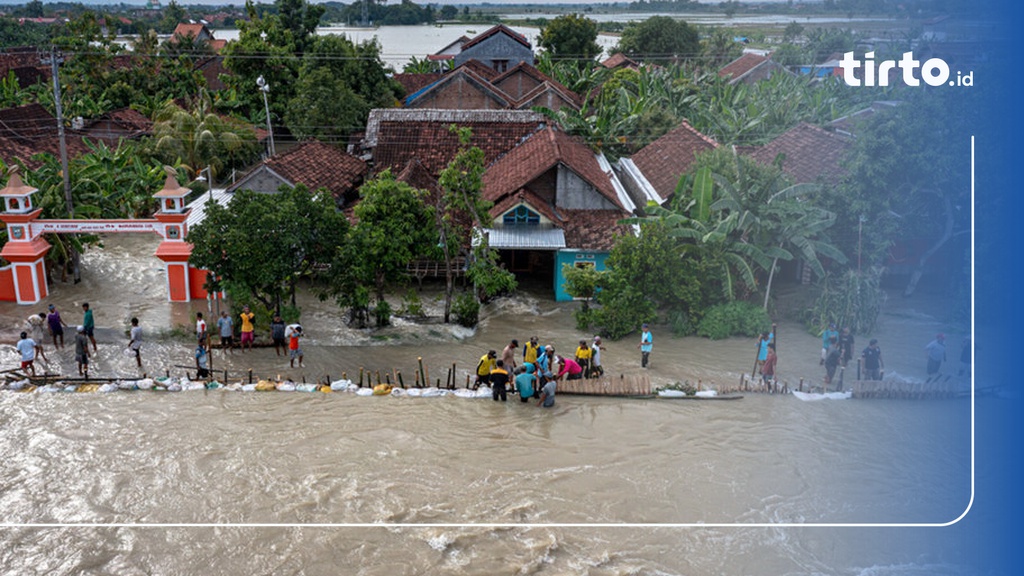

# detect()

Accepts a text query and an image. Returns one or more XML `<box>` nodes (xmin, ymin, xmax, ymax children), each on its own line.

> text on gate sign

<box><xmin>32</xmin><ymin>220</ymin><xmax>162</xmax><ymax>235</ymax></box>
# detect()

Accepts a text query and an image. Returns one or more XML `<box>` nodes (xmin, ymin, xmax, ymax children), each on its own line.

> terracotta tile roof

<box><xmin>0</xmin><ymin>47</ymin><xmax>49</xmax><ymax>87</ymax></box>
<box><xmin>461</xmin><ymin>24</ymin><xmax>531</xmax><ymax>51</ymax></box>
<box><xmin>172</xmin><ymin>23</ymin><xmax>208</xmax><ymax>40</ymax></box>
<box><xmin>482</xmin><ymin>126</ymin><xmax>624</xmax><ymax>212</ymax></box>
<box><xmin>490</xmin><ymin>189</ymin><xmax>560</xmax><ymax>226</ymax></box>
<box><xmin>718</xmin><ymin>53</ymin><xmax>769</xmax><ymax>80</ymax></box>
<box><xmin>393</xmin><ymin>73</ymin><xmax>443</xmax><ymax>97</ymax></box>
<box><xmin>747</xmin><ymin>122</ymin><xmax>851</xmax><ymax>184</ymax></box>
<box><xmin>100</xmin><ymin>107</ymin><xmax>152</xmax><ymax>133</ymax></box>
<box><xmin>455</xmin><ymin>58</ymin><xmax>501</xmax><ymax>81</ymax></box>
<box><xmin>558</xmin><ymin>209</ymin><xmax>632</xmax><ymax>251</ymax></box>
<box><xmin>256</xmin><ymin>140</ymin><xmax>367</xmax><ymax>202</ymax></box>
<box><xmin>492</xmin><ymin>62</ymin><xmax>581</xmax><ymax>108</ymax></box>
<box><xmin>629</xmin><ymin>120</ymin><xmax>719</xmax><ymax>201</ymax></box>
<box><xmin>404</xmin><ymin>66</ymin><xmax>512</xmax><ymax>108</ymax></box>
<box><xmin>0</xmin><ymin>103</ymin><xmax>91</xmax><ymax>168</ymax></box>
<box><xmin>601</xmin><ymin>52</ymin><xmax>640</xmax><ymax>70</ymax></box>
<box><xmin>196</xmin><ymin>56</ymin><xmax>228</xmax><ymax>90</ymax></box>
<box><xmin>363</xmin><ymin>109</ymin><xmax>546</xmax><ymax>176</ymax></box>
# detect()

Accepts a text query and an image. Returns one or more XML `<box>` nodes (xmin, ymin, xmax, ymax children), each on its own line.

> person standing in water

<box><xmin>74</xmin><ymin>325</ymin><xmax>91</xmax><ymax>378</ymax></box>
<box><xmin>81</xmin><ymin>303</ymin><xmax>97</xmax><ymax>352</ymax></box>
<box><xmin>127</xmin><ymin>317</ymin><xmax>142</xmax><ymax>368</ymax></box>
<box><xmin>638</xmin><ymin>323</ymin><xmax>653</xmax><ymax>368</ymax></box>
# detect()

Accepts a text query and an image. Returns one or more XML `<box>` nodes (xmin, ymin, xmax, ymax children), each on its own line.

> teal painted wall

<box><xmin>554</xmin><ymin>250</ymin><xmax>609</xmax><ymax>302</ymax></box>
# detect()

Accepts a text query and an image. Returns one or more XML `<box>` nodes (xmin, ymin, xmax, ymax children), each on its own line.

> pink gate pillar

<box><xmin>0</xmin><ymin>171</ymin><xmax>51</xmax><ymax>304</ymax></box>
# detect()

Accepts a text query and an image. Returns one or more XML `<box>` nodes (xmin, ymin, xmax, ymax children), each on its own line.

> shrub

<box><xmin>373</xmin><ymin>300</ymin><xmax>392</xmax><ymax>327</ymax></box>
<box><xmin>452</xmin><ymin>293</ymin><xmax>480</xmax><ymax>327</ymax></box>
<box><xmin>398</xmin><ymin>289</ymin><xmax>424</xmax><ymax>317</ymax></box>
<box><xmin>696</xmin><ymin>301</ymin><xmax>770</xmax><ymax>340</ymax></box>
<box><xmin>667</xmin><ymin>308</ymin><xmax>694</xmax><ymax>336</ymax></box>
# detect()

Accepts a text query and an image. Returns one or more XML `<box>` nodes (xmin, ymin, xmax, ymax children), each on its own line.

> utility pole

<box><xmin>41</xmin><ymin>46</ymin><xmax>80</xmax><ymax>283</ymax></box>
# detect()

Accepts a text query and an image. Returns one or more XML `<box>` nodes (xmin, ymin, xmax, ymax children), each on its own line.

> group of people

<box><xmin>818</xmin><ymin>322</ymin><xmax>971</xmax><ymax>388</ymax></box>
<box><xmin>820</xmin><ymin>323</ymin><xmax>886</xmax><ymax>388</ymax></box>
<box><xmin>473</xmin><ymin>335</ymin><xmax>609</xmax><ymax>408</ymax></box>
<box><xmin>193</xmin><ymin>309</ymin><xmax>306</xmax><ymax>378</ymax></box>
<box><xmin>16</xmin><ymin>303</ymin><xmax>106</xmax><ymax>377</ymax></box>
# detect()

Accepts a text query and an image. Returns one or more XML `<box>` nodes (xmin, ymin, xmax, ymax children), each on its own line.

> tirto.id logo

<box><xmin>839</xmin><ymin>51</ymin><xmax>974</xmax><ymax>87</ymax></box>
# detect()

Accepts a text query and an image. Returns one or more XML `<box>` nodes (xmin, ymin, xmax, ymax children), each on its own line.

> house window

<box><xmin>503</xmin><ymin>205</ymin><xmax>540</xmax><ymax>226</ymax></box>
<box><xmin>493</xmin><ymin>59</ymin><xmax>509</xmax><ymax>73</ymax></box>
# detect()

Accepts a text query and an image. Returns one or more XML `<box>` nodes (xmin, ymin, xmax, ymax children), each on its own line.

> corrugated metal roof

<box><xmin>478</xmin><ymin>227</ymin><xmax>565</xmax><ymax>249</ymax></box>
<box><xmin>186</xmin><ymin>188</ymin><xmax>232</xmax><ymax>229</ymax></box>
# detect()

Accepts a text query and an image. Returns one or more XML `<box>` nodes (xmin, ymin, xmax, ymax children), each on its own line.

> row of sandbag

<box><xmin>1</xmin><ymin>377</ymin><xmax>498</xmax><ymax>398</ymax></box>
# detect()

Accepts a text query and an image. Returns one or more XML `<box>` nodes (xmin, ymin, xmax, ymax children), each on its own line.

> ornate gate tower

<box><xmin>0</xmin><ymin>167</ymin><xmax>212</xmax><ymax>304</ymax></box>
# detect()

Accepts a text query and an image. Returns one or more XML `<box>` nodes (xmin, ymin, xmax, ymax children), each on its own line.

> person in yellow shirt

<box><xmin>523</xmin><ymin>336</ymin><xmax>541</xmax><ymax>365</ymax></box>
<box><xmin>575</xmin><ymin>339</ymin><xmax>593</xmax><ymax>378</ymax></box>
<box><xmin>239</xmin><ymin>305</ymin><xmax>256</xmax><ymax>352</ymax></box>
<box><xmin>475</xmin><ymin>350</ymin><xmax>497</xmax><ymax>389</ymax></box>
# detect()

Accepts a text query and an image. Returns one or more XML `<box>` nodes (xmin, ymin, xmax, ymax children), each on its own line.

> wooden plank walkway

<box><xmin>555</xmin><ymin>374</ymin><xmax>652</xmax><ymax>396</ymax></box>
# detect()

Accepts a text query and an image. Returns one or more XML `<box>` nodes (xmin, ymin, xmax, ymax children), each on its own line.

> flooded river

<box><xmin>0</xmin><ymin>235</ymin><xmax>984</xmax><ymax>575</ymax></box>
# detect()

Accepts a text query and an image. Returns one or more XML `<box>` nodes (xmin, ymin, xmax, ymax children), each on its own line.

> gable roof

<box><xmin>80</xmin><ymin>107</ymin><xmax>153</xmax><ymax>143</ymax></box>
<box><xmin>719</xmin><ymin>53</ymin><xmax>768</xmax><ymax>79</ymax></box>
<box><xmin>747</xmin><ymin>122</ymin><xmax>851</xmax><ymax>184</ymax></box>
<box><xmin>601</xmin><ymin>52</ymin><xmax>641</xmax><ymax>70</ymax></box>
<box><xmin>461</xmin><ymin>24</ymin><xmax>531</xmax><ymax>51</ymax></box>
<box><xmin>491</xmin><ymin>62</ymin><xmax>582</xmax><ymax>109</ymax></box>
<box><xmin>363</xmin><ymin>108</ymin><xmax>546</xmax><ymax>176</ymax></box>
<box><xmin>404</xmin><ymin>65</ymin><xmax>513</xmax><ymax>108</ymax></box>
<box><xmin>228</xmin><ymin>140</ymin><xmax>366</xmax><ymax>201</ymax></box>
<box><xmin>718</xmin><ymin>52</ymin><xmax>793</xmax><ymax>85</ymax></box>
<box><xmin>172</xmin><ymin>23</ymin><xmax>211</xmax><ymax>41</ymax></box>
<box><xmin>629</xmin><ymin>120</ymin><xmax>719</xmax><ymax>202</ymax></box>
<box><xmin>481</xmin><ymin>126</ymin><xmax>624</xmax><ymax>212</ymax></box>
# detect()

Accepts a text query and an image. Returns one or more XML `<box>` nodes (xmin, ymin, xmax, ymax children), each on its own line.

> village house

<box><xmin>616</xmin><ymin>120</ymin><xmax>719</xmax><ymax>209</ymax></box>
<box><xmin>452</xmin><ymin>24</ymin><xmax>535</xmax><ymax>73</ymax></box>
<box><xmin>718</xmin><ymin>52</ymin><xmax>794</xmax><ymax>85</ymax></box>
<box><xmin>360</xmin><ymin>108</ymin><xmax>635</xmax><ymax>300</ymax></box>
<box><xmin>225</xmin><ymin>140</ymin><xmax>367</xmax><ymax>210</ymax></box>
<box><xmin>403</xmin><ymin>60</ymin><xmax>580</xmax><ymax>112</ymax></box>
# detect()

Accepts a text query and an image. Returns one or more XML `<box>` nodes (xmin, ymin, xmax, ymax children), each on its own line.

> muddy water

<box><xmin>0</xmin><ymin>235</ymin><xmax>980</xmax><ymax>575</ymax></box>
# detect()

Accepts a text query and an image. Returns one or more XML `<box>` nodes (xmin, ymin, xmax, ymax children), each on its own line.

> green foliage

<box><xmin>807</xmin><ymin>268</ymin><xmax>884</xmax><ymax>336</ymax></box>
<box><xmin>561</xmin><ymin>263</ymin><xmax>604</xmax><ymax>305</ymax></box>
<box><xmin>285</xmin><ymin>35</ymin><xmax>401</xmax><ymax>144</ymax></box>
<box><xmin>615</xmin><ymin>16</ymin><xmax>700</xmax><ymax>65</ymax></box>
<box><xmin>373</xmin><ymin>300</ymin><xmax>392</xmax><ymax>328</ymax></box>
<box><xmin>591</xmin><ymin>278</ymin><xmax>657</xmax><ymax>340</ymax></box>
<box><xmin>452</xmin><ymin>293</ymin><xmax>480</xmax><ymax>328</ymax></box>
<box><xmin>539</xmin><ymin>14</ymin><xmax>603</xmax><ymax>61</ymax></box>
<box><xmin>466</xmin><ymin>244</ymin><xmax>517</xmax><ymax>302</ymax></box>
<box><xmin>696</xmin><ymin>301</ymin><xmax>770</xmax><ymax>340</ymax></box>
<box><xmin>145</xmin><ymin>91</ymin><xmax>261</xmax><ymax>181</ymax></box>
<box><xmin>349</xmin><ymin>170</ymin><xmax>435</xmax><ymax>304</ymax></box>
<box><xmin>188</xmin><ymin>184</ymin><xmax>349</xmax><ymax>312</ymax></box>
<box><xmin>398</xmin><ymin>290</ymin><xmax>425</xmax><ymax>318</ymax></box>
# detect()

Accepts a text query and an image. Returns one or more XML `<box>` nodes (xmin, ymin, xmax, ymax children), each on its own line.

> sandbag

<box><xmin>276</xmin><ymin>381</ymin><xmax>296</xmax><ymax>392</ymax></box>
<box><xmin>372</xmin><ymin>384</ymin><xmax>393</xmax><ymax>396</ymax></box>
<box><xmin>255</xmin><ymin>380</ymin><xmax>276</xmax><ymax>392</ymax></box>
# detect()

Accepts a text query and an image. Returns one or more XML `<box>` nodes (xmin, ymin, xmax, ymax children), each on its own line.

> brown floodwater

<box><xmin>0</xmin><ymin>234</ymin><xmax>980</xmax><ymax>575</ymax></box>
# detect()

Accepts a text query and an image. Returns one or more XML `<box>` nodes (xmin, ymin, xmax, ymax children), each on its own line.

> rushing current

<box><xmin>0</xmin><ymin>235</ymin><xmax>981</xmax><ymax>575</ymax></box>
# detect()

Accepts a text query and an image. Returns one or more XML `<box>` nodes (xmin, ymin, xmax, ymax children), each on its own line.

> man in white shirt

<box><xmin>16</xmin><ymin>331</ymin><xmax>41</xmax><ymax>377</ymax></box>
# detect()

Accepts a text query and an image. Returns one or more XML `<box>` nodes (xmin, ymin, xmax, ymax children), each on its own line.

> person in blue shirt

<box><xmin>638</xmin><ymin>323</ymin><xmax>653</xmax><ymax>368</ymax></box>
<box><xmin>821</xmin><ymin>323</ymin><xmax>838</xmax><ymax>365</ymax></box>
<box><xmin>514</xmin><ymin>363</ymin><xmax>537</xmax><ymax>403</ymax></box>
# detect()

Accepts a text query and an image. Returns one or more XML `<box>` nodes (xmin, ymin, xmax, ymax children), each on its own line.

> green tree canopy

<box><xmin>538</xmin><ymin>14</ymin><xmax>603</xmax><ymax>62</ymax></box>
<box><xmin>188</xmin><ymin>184</ymin><xmax>349</xmax><ymax>312</ymax></box>
<box><xmin>615</xmin><ymin>16</ymin><xmax>700</xmax><ymax>65</ymax></box>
